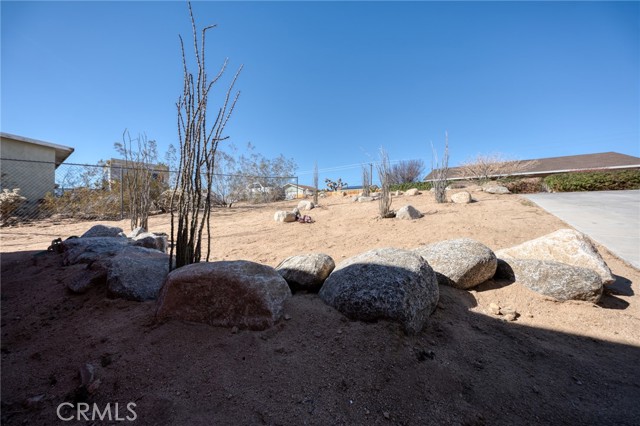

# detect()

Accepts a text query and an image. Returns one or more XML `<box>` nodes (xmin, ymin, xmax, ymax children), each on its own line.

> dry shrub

<box><xmin>0</xmin><ymin>188</ymin><xmax>26</xmax><ymax>224</ymax></box>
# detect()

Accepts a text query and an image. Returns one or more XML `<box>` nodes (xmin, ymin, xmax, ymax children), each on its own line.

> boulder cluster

<box><xmin>56</xmin><ymin>224</ymin><xmax>613</xmax><ymax>334</ymax></box>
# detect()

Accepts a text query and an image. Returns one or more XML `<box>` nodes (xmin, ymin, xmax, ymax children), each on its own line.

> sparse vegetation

<box><xmin>430</xmin><ymin>133</ymin><xmax>450</xmax><ymax>204</ymax></box>
<box><xmin>171</xmin><ymin>0</ymin><xmax>242</xmax><ymax>268</ymax></box>
<box><xmin>114</xmin><ymin>130</ymin><xmax>162</xmax><ymax>231</ymax></box>
<box><xmin>460</xmin><ymin>153</ymin><xmax>538</xmax><ymax>182</ymax></box>
<box><xmin>389</xmin><ymin>159</ymin><xmax>425</xmax><ymax>185</ymax></box>
<box><xmin>377</xmin><ymin>149</ymin><xmax>394</xmax><ymax>218</ymax></box>
<box><xmin>0</xmin><ymin>188</ymin><xmax>26</xmax><ymax>225</ymax></box>
<box><xmin>313</xmin><ymin>162</ymin><xmax>319</xmax><ymax>205</ymax></box>
<box><xmin>325</xmin><ymin>178</ymin><xmax>347</xmax><ymax>192</ymax></box>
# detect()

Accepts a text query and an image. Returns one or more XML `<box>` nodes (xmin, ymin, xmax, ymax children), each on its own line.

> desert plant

<box><xmin>460</xmin><ymin>153</ymin><xmax>538</xmax><ymax>182</ymax></box>
<box><xmin>313</xmin><ymin>161</ymin><xmax>319</xmax><ymax>205</ymax></box>
<box><xmin>362</xmin><ymin>165</ymin><xmax>371</xmax><ymax>197</ymax></box>
<box><xmin>430</xmin><ymin>132</ymin><xmax>450</xmax><ymax>203</ymax></box>
<box><xmin>325</xmin><ymin>178</ymin><xmax>347</xmax><ymax>192</ymax></box>
<box><xmin>376</xmin><ymin>148</ymin><xmax>394</xmax><ymax>218</ymax></box>
<box><xmin>114</xmin><ymin>130</ymin><xmax>160</xmax><ymax>231</ymax></box>
<box><xmin>171</xmin><ymin>0</ymin><xmax>242</xmax><ymax>269</ymax></box>
<box><xmin>0</xmin><ymin>188</ymin><xmax>26</xmax><ymax>224</ymax></box>
<box><xmin>389</xmin><ymin>159</ymin><xmax>425</xmax><ymax>184</ymax></box>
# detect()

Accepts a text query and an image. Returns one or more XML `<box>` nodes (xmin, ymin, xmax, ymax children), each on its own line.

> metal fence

<box><xmin>0</xmin><ymin>158</ymin><xmax>298</xmax><ymax>226</ymax></box>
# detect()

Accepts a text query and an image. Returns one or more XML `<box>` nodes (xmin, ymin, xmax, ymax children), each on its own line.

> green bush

<box><xmin>544</xmin><ymin>169</ymin><xmax>640</xmax><ymax>192</ymax></box>
<box><xmin>390</xmin><ymin>181</ymin><xmax>433</xmax><ymax>192</ymax></box>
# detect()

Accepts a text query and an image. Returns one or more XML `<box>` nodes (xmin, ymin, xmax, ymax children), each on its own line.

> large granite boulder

<box><xmin>483</xmin><ymin>186</ymin><xmax>510</xmax><ymax>194</ymax></box>
<box><xmin>318</xmin><ymin>248</ymin><xmax>439</xmax><ymax>334</ymax></box>
<box><xmin>156</xmin><ymin>261</ymin><xmax>292</xmax><ymax>330</ymax></box>
<box><xmin>414</xmin><ymin>238</ymin><xmax>497</xmax><ymax>289</ymax></box>
<box><xmin>396</xmin><ymin>205</ymin><xmax>423</xmax><ymax>220</ymax></box>
<box><xmin>495</xmin><ymin>229</ymin><xmax>614</xmax><ymax>285</ymax></box>
<box><xmin>451</xmin><ymin>191</ymin><xmax>472</xmax><ymax>204</ymax></box>
<box><xmin>276</xmin><ymin>253</ymin><xmax>335</xmax><ymax>292</ymax></box>
<box><xmin>496</xmin><ymin>258</ymin><xmax>603</xmax><ymax>303</ymax></box>
<box><xmin>63</xmin><ymin>237</ymin><xmax>131</xmax><ymax>265</ymax></box>
<box><xmin>297</xmin><ymin>200</ymin><xmax>314</xmax><ymax>211</ymax></box>
<box><xmin>107</xmin><ymin>246</ymin><xmax>170</xmax><ymax>301</ymax></box>
<box><xmin>405</xmin><ymin>188</ymin><xmax>421</xmax><ymax>196</ymax></box>
<box><xmin>274</xmin><ymin>211</ymin><xmax>297</xmax><ymax>223</ymax></box>
<box><xmin>81</xmin><ymin>224</ymin><xmax>124</xmax><ymax>238</ymax></box>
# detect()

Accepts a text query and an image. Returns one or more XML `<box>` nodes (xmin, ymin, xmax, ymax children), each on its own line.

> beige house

<box><xmin>0</xmin><ymin>132</ymin><xmax>74</xmax><ymax>202</ymax></box>
<box><xmin>105</xmin><ymin>158</ymin><xmax>170</xmax><ymax>191</ymax></box>
<box><xmin>283</xmin><ymin>183</ymin><xmax>316</xmax><ymax>200</ymax></box>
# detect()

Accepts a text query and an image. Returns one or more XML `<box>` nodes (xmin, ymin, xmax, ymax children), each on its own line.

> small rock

<box><xmin>23</xmin><ymin>394</ymin><xmax>45</xmax><ymax>410</ymax></box>
<box><xmin>231</xmin><ymin>326</ymin><xmax>239</xmax><ymax>334</ymax></box>
<box><xmin>383</xmin><ymin>411</ymin><xmax>391</xmax><ymax>419</ymax></box>
<box><xmin>501</xmin><ymin>306</ymin><xmax>518</xmax><ymax>321</ymax></box>
<box><xmin>488</xmin><ymin>303</ymin><xmax>501</xmax><ymax>315</ymax></box>
<box><xmin>284</xmin><ymin>314</ymin><xmax>292</xmax><ymax>321</ymax></box>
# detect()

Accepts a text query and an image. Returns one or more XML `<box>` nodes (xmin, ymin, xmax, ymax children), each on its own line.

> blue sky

<box><xmin>2</xmin><ymin>1</ymin><xmax>638</xmax><ymax>186</ymax></box>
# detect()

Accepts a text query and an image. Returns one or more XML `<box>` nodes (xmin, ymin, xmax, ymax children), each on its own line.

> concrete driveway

<box><xmin>523</xmin><ymin>190</ymin><xmax>640</xmax><ymax>269</ymax></box>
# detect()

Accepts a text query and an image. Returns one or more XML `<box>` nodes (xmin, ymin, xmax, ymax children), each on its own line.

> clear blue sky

<box><xmin>2</xmin><ymin>1</ymin><xmax>638</xmax><ymax>186</ymax></box>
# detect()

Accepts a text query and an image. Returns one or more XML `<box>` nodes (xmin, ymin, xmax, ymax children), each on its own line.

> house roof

<box><xmin>283</xmin><ymin>183</ymin><xmax>316</xmax><ymax>191</ymax></box>
<box><xmin>425</xmin><ymin>151</ymin><xmax>640</xmax><ymax>181</ymax></box>
<box><xmin>1</xmin><ymin>132</ymin><xmax>74</xmax><ymax>166</ymax></box>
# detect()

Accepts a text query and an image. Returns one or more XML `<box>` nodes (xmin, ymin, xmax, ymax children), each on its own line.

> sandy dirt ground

<box><xmin>1</xmin><ymin>190</ymin><xmax>639</xmax><ymax>425</ymax></box>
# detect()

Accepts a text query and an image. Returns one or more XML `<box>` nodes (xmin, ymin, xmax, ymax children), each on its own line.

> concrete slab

<box><xmin>523</xmin><ymin>190</ymin><xmax>640</xmax><ymax>269</ymax></box>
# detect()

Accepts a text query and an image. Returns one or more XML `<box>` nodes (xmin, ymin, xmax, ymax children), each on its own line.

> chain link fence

<box><xmin>0</xmin><ymin>158</ymin><xmax>298</xmax><ymax>226</ymax></box>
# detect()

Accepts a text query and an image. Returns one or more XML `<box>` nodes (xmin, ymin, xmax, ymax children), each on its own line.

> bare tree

<box><xmin>171</xmin><ymin>1</ymin><xmax>242</xmax><ymax>269</ymax></box>
<box><xmin>377</xmin><ymin>148</ymin><xmax>394</xmax><ymax>218</ymax></box>
<box><xmin>313</xmin><ymin>161</ymin><xmax>319</xmax><ymax>205</ymax></box>
<box><xmin>430</xmin><ymin>132</ymin><xmax>449</xmax><ymax>204</ymax></box>
<box><xmin>361</xmin><ymin>165</ymin><xmax>371</xmax><ymax>197</ymax></box>
<box><xmin>114</xmin><ymin>130</ymin><xmax>159</xmax><ymax>231</ymax></box>
<box><xmin>460</xmin><ymin>153</ymin><xmax>538</xmax><ymax>181</ymax></box>
<box><xmin>389</xmin><ymin>159</ymin><xmax>425</xmax><ymax>184</ymax></box>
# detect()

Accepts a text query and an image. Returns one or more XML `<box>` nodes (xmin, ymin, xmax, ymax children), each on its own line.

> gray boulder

<box><xmin>276</xmin><ymin>253</ymin><xmax>335</xmax><ymax>292</ymax></box>
<box><xmin>414</xmin><ymin>238</ymin><xmax>497</xmax><ymax>289</ymax></box>
<box><xmin>483</xmin><ymin>185</ymin><xmax>510</xmax><ymax>194</ymax></box>
<box><xmin>357</xmin><ymin>196</ymin><xmax>374</xmax><ymax>203</ymax></box>
<box><xmin>451</xmin><ymin>191</ymin><xmax>472</xmax><ymax>204</ymax></box>
<box><xmin>63</xmin><ymin>237</ymin><xmax>131</xmax><ymax>265</ymax></box>
<box><xmin>63</xmin><ymin>263</ymin><xmax>107</xmax><ymax>294</ymax></box>
<box><xmin>107</xmin><ymin>246</ymin><xmax>170</xmax><ymax>301</ymax></box>
<box><xmin>297</xmin><ymin>200</ymin><xmax>314</xmax><ymax>211</ymax></box>
<box><xmin>405</xmin><ymin>188</ymin><xmax>420</xmax><ymax>196</ymax></box>
<box><xmin>133</xmin><ymin>232</ymin><xmax>168</xmax><ymax>253</ymax></box>
<box><xmin>396</xmin><ymin>205</ymin><xmax>423</xmax><ymax>220</ymax></box>
<box><xmin>496</xmin><ymin>258</ymin><xmax>603</xmax><ymax>303</ymax></box>
<box><xmin>318</xmin><ymin>248</ymin><xmax>439</xmax><ymax>334</ymax></box>
<box><xmin>156</xmin><ymin>261</ymin><xmax>292</xmax><ymax>330</ymax></box>
<box><xmin>127</xmin><ymin>227</ymin><xmax>146</xmax><ymax>238</ymax></box>
<box><xmin>274</xmin><ymin>210</ymin><xmax>297</xmax><ymax>223</ymax></box>
<box><xmin>495</xmin><ymin>229</ymin><xmax>614</xmax><ymax>285</ymax></box>
<box><xmin>81</xmin><ymin>224</ymin><xmax>124</xmax><ymax>238</ymax></box>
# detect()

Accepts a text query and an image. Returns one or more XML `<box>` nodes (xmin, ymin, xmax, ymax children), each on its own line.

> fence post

<box><xmin>120</xmin><ymin>167</ymin><xmax>124</xmax><ymax>220</ymax></box>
